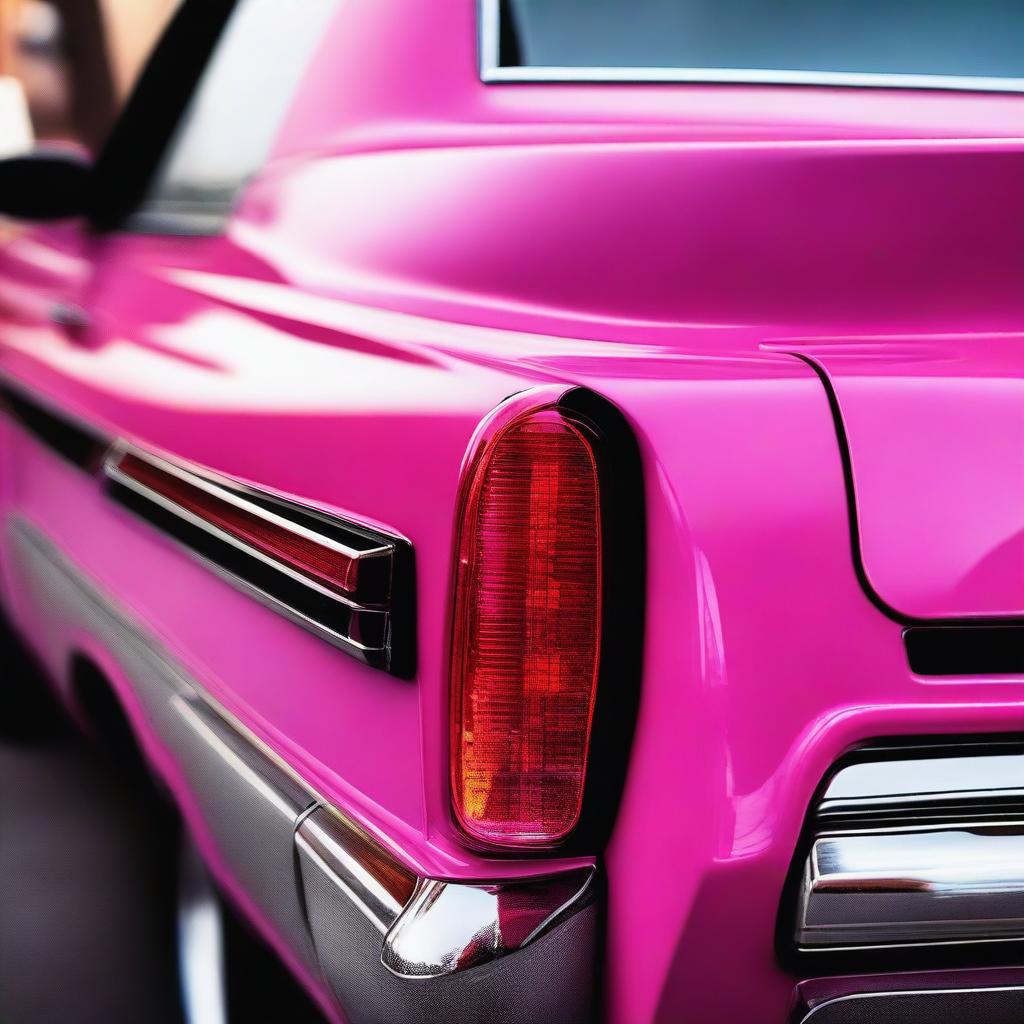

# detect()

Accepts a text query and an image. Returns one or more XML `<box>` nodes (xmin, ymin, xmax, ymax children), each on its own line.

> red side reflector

<box><xmin>116</xmin><ymin>453</ymin><xmax>364</xmax><ymax>598</ymax></box>
<box><xmin>450</xmin><ymin>408</ymin><xmax>602</xmax><ymax>847</ymax></box>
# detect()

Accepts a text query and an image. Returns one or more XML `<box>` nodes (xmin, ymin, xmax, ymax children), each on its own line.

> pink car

<box><xmin>0</xmin><ymin>1</ymin><xmax>1022</xmax><ymax>1021</ymax></box>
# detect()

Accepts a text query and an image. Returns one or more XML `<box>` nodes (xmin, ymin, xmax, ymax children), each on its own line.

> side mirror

<box><xmin>0</xmin><ymin>150</ymin><xmax>92</xmax><ymax>222</ymax></box>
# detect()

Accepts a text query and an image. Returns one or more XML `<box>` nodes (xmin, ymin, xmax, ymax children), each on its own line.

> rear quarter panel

<box><xmin>0</xmin><ymin>1</ymin><xmax>1022</xmax><ymax>1020</ymax></box>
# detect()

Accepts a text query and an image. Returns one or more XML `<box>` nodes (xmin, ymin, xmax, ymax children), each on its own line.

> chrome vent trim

<box><xmin>103</xmin><ymin>443</ymin><xmax>414</xmax><ymax>676</ymax></box>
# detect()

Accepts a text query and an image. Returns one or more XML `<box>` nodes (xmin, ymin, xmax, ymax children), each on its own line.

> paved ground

<box><xmin>0</xmin><ymin>615</ymin><xmax>330</xmax><ymax>1023</ymax></box>
<box><xmin>0</xmin><ymin>617</ymin><xmax>184</xmax><ymax>1024</ymax></box>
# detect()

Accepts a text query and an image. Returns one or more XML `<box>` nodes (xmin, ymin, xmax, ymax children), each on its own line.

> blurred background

<box><xmin>0</xmin><ymin>9</ymin><xmax>334</xmax><ymax>1019</ymax></box>
<box><xmin>0</xmin><ymin>0</ymin><xmax>176</xmax><ymax>152</ymax></box>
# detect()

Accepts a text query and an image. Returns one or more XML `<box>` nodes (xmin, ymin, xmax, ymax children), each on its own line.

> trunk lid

<box><xmin>796</xmin><ymin>336</ymin><xmax>1024</xmax><ymax>620</ymax></box>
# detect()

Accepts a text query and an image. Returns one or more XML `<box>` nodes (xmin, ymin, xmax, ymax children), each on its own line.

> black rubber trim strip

<box><xmin>905</xmin><ymin>625</ymin><xmax>1024</xmax><ymax>676</ymax></box>
<box><xmin>558</xmin><ymin>387</ymin><xmax>645</xmax><ymax>858</ymax></box>
<box><xmin>0</xmin><ymin>383</ymin><xmax>108</xmax><ymax>471</ymax></box>
<box><xmin>789</xmin><ymin>352</ymin><xmax>1024</xmax><ymax>632</ymax></box>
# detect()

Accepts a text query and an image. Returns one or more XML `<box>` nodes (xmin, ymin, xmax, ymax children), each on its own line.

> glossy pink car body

<box><xmin>0</xmin><ymin>2</ymin><xmax>1022</xmax><ymax>1021</ymax></box>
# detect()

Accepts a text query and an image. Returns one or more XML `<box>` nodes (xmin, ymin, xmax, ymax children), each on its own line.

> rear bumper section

<box><xmin>8</xmin><ymin>518</ymin><xmax>597</xmax><ymax>1024</ymax></box>
<box><xmin>790</xmin><ymin>740</ymin><xmax>1024</xmax><ymax>960</ymax></box>
<box><xmin>793</xmin><ymin>970</ymin><xmax>1024</xmax><ymax>1023</ymax></box>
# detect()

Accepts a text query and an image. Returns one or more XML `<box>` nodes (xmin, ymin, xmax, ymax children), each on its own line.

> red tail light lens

<box><xmin>450</xmin><ymin>407</ymin><xmax>602</xmax><ymax>847</ymax></box>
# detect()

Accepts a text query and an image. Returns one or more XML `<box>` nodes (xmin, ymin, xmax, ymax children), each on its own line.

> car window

<box><xmin>485</xmin><ymin>0</ymin><xmax>1024</xmax><ymax>90</ymax></box>
<box><xmin>130</xmin><ymin>0</ymin><xmax>339</xmax><ymax>235</ymax></box>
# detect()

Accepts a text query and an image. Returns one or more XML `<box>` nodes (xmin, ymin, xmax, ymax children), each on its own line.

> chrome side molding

<box><xmin>10</xmin><ymin>519</ymin><xmax>597</xmax><ymax>1023</ymax></box>
<box><xmin>295</xmin><ymin>807</ymin><xmax>417</xmax><ymax>935</ymax></box>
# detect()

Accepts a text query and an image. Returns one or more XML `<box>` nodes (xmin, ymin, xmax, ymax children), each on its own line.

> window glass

<box><xmin>496</xmin><ymin>0</ymin><xmax>1024</xmax><ymax>84</ymax></box>
<box><xmin>133</xmin><ymin>0</ymin><xmax>338</xmax><ymax>234</ymax></box>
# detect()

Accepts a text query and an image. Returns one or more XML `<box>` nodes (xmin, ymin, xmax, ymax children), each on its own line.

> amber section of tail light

<box><xmin>450</xmin><ymin>407</ymin><xmax>602</xmax><ymax>848</ymax></box>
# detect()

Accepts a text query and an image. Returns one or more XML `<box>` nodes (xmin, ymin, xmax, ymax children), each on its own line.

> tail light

<box><xmin>450</xmin><ymin>404</ymin><xmax>603</xmax><ymax>848</ymax></box>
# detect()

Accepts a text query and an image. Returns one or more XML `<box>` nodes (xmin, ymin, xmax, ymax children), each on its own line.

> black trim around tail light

<box><xmin>447</xmin><ymin>387</ymin><xmax>645</xmax><ymax>853</ymax></box>
<box><xmin>104</xmin><ymin>444</ymin><xmax>415</xmax><ymax>677</ymax></box>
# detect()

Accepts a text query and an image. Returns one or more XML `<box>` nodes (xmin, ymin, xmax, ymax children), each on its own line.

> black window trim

<box><xmin>88</xmin><ymin>0</ymin><xmax>238</xmax><ymax>235</ymax></box>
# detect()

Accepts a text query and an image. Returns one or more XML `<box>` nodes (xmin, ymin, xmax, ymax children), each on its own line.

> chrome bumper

<box><xmin>295</xmin><ymin>804</ymin><xmax>596</xmax><ymax>1023</ymax></box>
<box><xmin>793</xmin><ymin>741</ymin><xmax>1024</xmax><ymax>955</ymax></box>
<box><xmin>798</xmin><ymin>822</ymin><xmax>1024</xmax><ymax>948</ymax></box>
<box><xmin>9</xmin><ymin>519</ymin><xmax>597</xmax><ymax>1024</ymax></box>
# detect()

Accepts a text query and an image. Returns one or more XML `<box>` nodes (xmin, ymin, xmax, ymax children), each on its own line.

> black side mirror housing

<box><xmin>0</xmin><ymin>150</ymin><xmax>92</xmax><ymax>222</ymax></box>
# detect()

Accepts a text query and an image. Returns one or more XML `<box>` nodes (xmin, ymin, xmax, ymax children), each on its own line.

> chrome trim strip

<box><xmin>105</xmin><ymin>447</ymin><xmax>390</xmax><ymax>615</ymax></box>
<box><xmin>485</xmin><ymin>65</ymin><xmax>1024</xmax><ymax>93</ymax></box>
<box><xmin>478</xmin><ymin>0</ymin><xmax>501</xmax><ymax>81</ymax></box>
<box><xmin>296</xmin><ymin>810</ymin><xmax>408</xmax><ymax>936</ymax></box>
<box><xmin>478</xmin><ymin>0</ymin><xmax>1024</xmax><ymax>93</ymax></box>
<box><xmin>109</xmin><ymin>462</ymin><xmax>387</xmax><ymax>644</ymax></box>
<box><xmin>822</xmin><ymin>789</ymin><xmax>1024</xmax><ymax>815</ymax></box>
<box><xmin>9</xmin><ymin>517</ymin><xmax>350</xmax><ymax>816</ymax></box>
<box><xmin>174</xmin><ymin>546</ymin><xmax>383</xmax><ymax>658</ymax></box>
<box><xmin>819</xmin><ymin>750</ymin><xmax>1024</xmax><ymax>816</ymax></box>
<box><xmin>800</xmin><ymin>986</ymin><xmax>1024</xmax><ymax>1022</ymax></box>
<box><xmin>798</xmin><ymin>933</ymin><xmax>1024</xmax><ymax>955</ymax></box>
<box><xmin>171</xmin><ymin>694</ymin><xmax>312</xmax><ymax>821</ymax></box>
<box><xmin>106</xmin><ymin>478</ymin><xmax>387</xmax><ymax>658</ymax></box>
<box><xmin>10</xmin><ymin>517</ymin><xmax>597</xmax><ymax>985</ymax></box>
